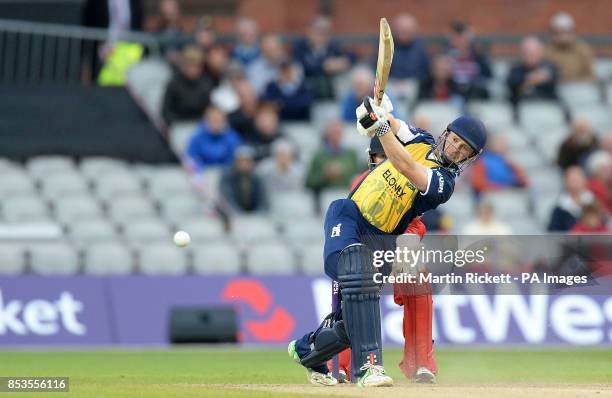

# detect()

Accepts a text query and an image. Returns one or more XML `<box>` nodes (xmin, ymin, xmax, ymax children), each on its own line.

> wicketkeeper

<box><xmin>288</xmin><ymin>95</ymin><xmax>486</xmax><ymax>387</ymax></box>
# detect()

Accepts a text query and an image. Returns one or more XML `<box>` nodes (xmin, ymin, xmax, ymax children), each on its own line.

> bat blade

<box><xmin>374</xmin><ymin>17</ymin><xmax>394</xmax><ymax>106</ymax></box>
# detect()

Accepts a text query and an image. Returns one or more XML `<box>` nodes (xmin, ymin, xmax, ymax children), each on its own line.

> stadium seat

<box><xmin>299</xmin><ymin>241</ymin><xmax>325</xmax><ymax>275</ymax></box>
<box><xmin>412</xmin><ymin>101</ymin><xmax>462</xmax><ymax>136</ymax></box>
<box><xmin>147</xmin><ymin>167</ymin><xmax>193</xmax><ymax>199</ymax></box>
<box><xmin>169</xmin><ymin>122</ymin><xmax>198</xmax><ymax>156</ymax></box>
<box><xmin>40</xmin><ymin>171</ymin><xmax>89</xmax><ymax>199</ymax></box>
<box><xmin>534</xmin><ymin>193</ymin><xmax>559</xmax><ymax>226</ymax></box>
<box><xmin>174</xmin><ymin>218</ymin><xmax>226</xmax><ymax>241</ymax></box>
<box><xmin>127</xmin><ymin>59</ymin><xmax>172</xmax><ymax>90</ymax></box>
<box><xmin>53</xmin><ymin>194</ymin><xmax>103</xmax><ymax>224</ymax></box>
<box><xmin>0</xmin><ymin>171</ymin><xmax>36</xmax><ymax>198</ymax></box>
<box><xmin>518</xmin><ymin>101</ymin><xmax>566</xmax><ymax>131</ymax></box>
<box><xmin>80</xmin><ymin>157</ymin><xmax>129</xmax><ymax>179</ymax></box>
<box><xmin>230</xmin><ymin>215</ymin><xmax>278</xmax><ymax>243</ymax></box>
<box><xmin>281</xmin><ymin>218</ymin><xmax>323</xmax><ymax>242</ymax></box>
<box><xmin>438</xmin><ymin>191</ymin><xmax>475</xmax><ymax>221</ymax></box>
<box><xmin>270</xmin><ymin>191</ymin><xmax>316</xmax><ymax>219</ymax></box>
<box><xmin>559</xmin><ymin>82</ymin><xmax>600</xmax><ymax>109</ymax></box>
<box><xmin>137</xmin><ymin>242</ymin><xmax>188</xmax><ymax>275</ymax></box>
<box><xmin>192</xmin><ymin>241</ymin><xmax>242</xmax><ymax>274</ymax></box>
<box><xmin>507</xmin><ymin>218</ymin><xmax>544</xmax><ymax>235</ymax></box>
<box><xmin>509</xmin><ymin>149</ymin><xmax>543</xmax><ymax>170</ymax></box>
<box><xmin>94</xmin><ymin>173</ymin><xmax>142</xmax><ymax>200</ymax></box>
<box><xmin>69</xmin><ymin>218</ymin><xmax>118</xmax><ymax>242</ymax></box>
<box><xmin>482</xmin><ymin>190</ymin><xmax>530</xmax><ymax>219</ymax></box>
<box><xmin>0</xmin><ymin>244</ymin><xmax>26</xmax><ymax>274</ymax></box>
<box><xmin>319</xmin><ymin>188</ymin><xmax>349</xmax><ymax>214</ymax></box>
<box><xmin>468</xmin><ymin>101</ymin><xmax>515</xmax><ymax>130</ymax></box>
<box><xmin>2</xmin><ymin>195</ymin><xmax>50</xmax><ymax>222</ymax></box>
<box><xmin>528</xmin><ymin>168</ymin><xmax>563</xmax><ymax>194</ymax></box>
<box><xmin>107</xmin><ymin>194</ymin><xmax>156</xmax><ymax>222</ymax></box>
<box><xmin>311</xmin><ymin>101</ymin><xmax>341</xmax><ymax>129</ymax></box>
<box><xmin>342</xmin><ymin>127</ymin><xmax>370</xmax><ymax>154</ymax></box>
<box><xmin>159</xmin><ymin>193</ymin><xmax>203</xmax><ymax>223</ymax></box>
<box><xmin>245</xmin><ymin>241</ymin><xmax>295</xmax><ymax>274</ymax></box>
<box><xmin>84</xmin><ymin>242</ymin><xmax>133</xmax><ymax>275</ymax></box>
<box><xmin>30</xmin><ymin>242</ymin><xmax>79</xmax><ymax>274</ymax></box>
<box><xmin>26</xmin><ymin>156</ymin><xmax>75</xmax><ymax>179</ymax></box>
<box><xmin>282</xmin><ymin>122</ymin><xmax>320</xmax><ymax>160</ymax></box>
<box><xmin>121</xmin><ymin>218</ymin><xmax>169</xmax><ymax>242</ymax></box>
<box><xmin>573</xmin><ymin>106</ymin><xmax>612</xmax><ymax>134</ymax></box>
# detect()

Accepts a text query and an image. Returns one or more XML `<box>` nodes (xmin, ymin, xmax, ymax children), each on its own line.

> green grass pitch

<box><xmin>0</xmin><ymin>348</ymin><xmax>610</xmax><ymax>397</ymax></box>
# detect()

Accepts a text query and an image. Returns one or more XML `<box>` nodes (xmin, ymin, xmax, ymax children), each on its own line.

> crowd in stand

<box><xmin>147</xmin><ymin>0</ymin><xmax>611</xmax><ymax>234</ymax></box>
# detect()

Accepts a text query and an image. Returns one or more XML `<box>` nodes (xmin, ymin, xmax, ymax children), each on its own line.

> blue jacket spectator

<box><xmin>186</xmin><ymin>106</ymin><xmax>242</xmax><ymax>171</ymax></box>
<box><xmin>293</xmin><ymin>16</ymin><xmax>352</xmax><ymax>99</ymax></box>
<box><xmin>246</xmin><ymin>34</ymin><xmax>285</xmax><ymax>95</ymax></box>
<box><xmin>231</xmin><ymin>17</ymin><xmax>260</xmax><ymax>66</ymax></box>
<box><xmin>263</xmin><ymin>62</ymin><xmax>313</xmax><ymax>121</ymax></box>
<box><xmin>388</xmin><ymin>14</ymin><xmax>430</xmax><ymax>80</ymax></box>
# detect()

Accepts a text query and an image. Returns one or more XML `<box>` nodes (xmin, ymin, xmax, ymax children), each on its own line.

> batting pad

<box><xmin>337</xmin><ymin>243</ymin><xmax>383</xmax><ymax>380</ymax></box>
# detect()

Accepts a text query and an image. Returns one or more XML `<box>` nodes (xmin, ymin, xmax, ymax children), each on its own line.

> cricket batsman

<box><xmin>288</xmin><ymin>94</ymin><xmax>487</xmax><ymax>387</ymax></box>
<box><xmin>329</xmin><ymin>136</ymin><xmax>437</xmax><ymax>384</ymax></box>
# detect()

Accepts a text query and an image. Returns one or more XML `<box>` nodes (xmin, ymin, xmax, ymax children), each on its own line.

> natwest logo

<box><xmin>0</xmin><ymin>290</ymin><xmax>86</xmax><ymax>336</ymax></box>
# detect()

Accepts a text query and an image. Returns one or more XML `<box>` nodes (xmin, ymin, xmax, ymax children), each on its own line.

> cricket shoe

<box><xmin>287</xmin><ymin>340</ymin><xmax>339</xmax><ymax>386</ymax></box>
<box><xmin>357</xmin><ymin>362</ymin><xmax>393</xmax><ymax>387</ymax></box>
<box><xmin>413</xmin><ymin>367</ymin><xmax>436</xmax><ymax>384</ymax></box>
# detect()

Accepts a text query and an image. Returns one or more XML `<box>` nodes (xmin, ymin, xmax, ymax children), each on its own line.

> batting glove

<box><xmin>356</xmin><ymin>96</ymin><xmax>391</xmax><ymax>137</ymax></box>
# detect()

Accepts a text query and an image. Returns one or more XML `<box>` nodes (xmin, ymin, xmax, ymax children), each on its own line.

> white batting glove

<box><xmin>378</xmin><ymin>93</ymin><xmax>394</xmax><ymax>113</ymax></box>
<box><xmin>355</xmin><ymin>96</ymin><xmax>390</xmax><ymax>137</ymax></box>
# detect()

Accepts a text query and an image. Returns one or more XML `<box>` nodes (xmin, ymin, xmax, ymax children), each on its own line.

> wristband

<box><xmin>396</xmin><ymin>120</ymin><xmax>417</xmax><ymax>144</ymax></box>
<box><xmin>375</xmin><ymin>121</ymin><xmax>391</xmax><ymax>137</ymax></box>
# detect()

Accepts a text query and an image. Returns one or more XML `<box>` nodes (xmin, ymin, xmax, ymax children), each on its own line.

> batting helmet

<box><xmin>446</xmin><ymin>116</ymin><xmax>487</xmax><ymax>154</ymax></box>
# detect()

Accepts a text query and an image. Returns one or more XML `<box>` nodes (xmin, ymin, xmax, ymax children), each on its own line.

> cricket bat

<box><xmin>374</xmin><ymin>17</ymin><xmax>394</xmax><ymax>106</ymax></box>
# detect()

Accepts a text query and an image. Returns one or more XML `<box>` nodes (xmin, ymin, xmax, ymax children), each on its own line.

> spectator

<box><xmin>161</xmin><ymin>46</ymin><xmax>213</xmax><ymax>125</ymax></box>
<box><xmin>193</xmin><ymin>17</ymin><xmax>217</xmax><ymax>53</ymax></box>
<box><xmin>249</xmin><ymin>106</ymin><xmax>284</xmax><ymax>160</ymax></box>
<box><xmin>262</xmin><ymin>61</ymin><xmax>313</xmax><ymax>121</ymax></box>
<box><xmin>246</xmin><ymin>34</ymin><xmax>285</xmax><ymax>95</ymax></box>
<box><xmin>418</xmin><ymin>55</ymin><xmax>462</xmax><ymax>102</ymax></box>
<box><xmin>152</xmin><ymin>0</ymin><xmax>189</xmax><ymax>58</ymax></box>
<box><xmin>210</xmin><ymin>61</ymin><xmax>244</xmax><ymax>113</ymax></box>
<box><xmin>231</xmin><ymin>17</ymin><xmax>260</xmax><ymax>67</ymax></box>
<box><xmin>341</xmin><ymin>66</ymin><xmax>374</xmax><ymax>122</ymax></box>
<box><xmin>220</xmin><ymin>146</ymin><xmax>268</xmax><ymax>213</ymax></box>
<box><xmin>389</xmin><ymin>14</ymin><xmax>430</xmax><ymax>81</ymax></box>
<box><xmin>585</xmin><ymin>151</ymin><xmax>612</xmax><ymax>213</ymax></box>
<box><xmin>293</xmin><ymin>15</ymin><xmax>351</xmax><ymax>99</ymax></box>
<box><xmin>571</xmin><ymin>202</ymin><xmax>610</xmax><ymax>234</ymax></box>
<box><xmin>600</xmin><ymin>134</ymin><xmax>612</xmax><ymax>159</ymax></box>
<box><xmin>546</xmin><ymin>12</ymin><xmax>594</xmax><ymax>81</ymax></box>
<box><xmin>548</xmin><ymin>166</ymin><xmax>595</xmax><ymax>231</ymax></box>
<box><xmin>306</xmin><ymin>120</ymin><xmax>360</xmax><ymax>193</ymax></box>
<box><xmin>557</xmin><ymin>116</ymin><xmax>598</xmax><ymax>170</ymax></box>
<box><xmin>471</xmin><ymin>134</ymin><xmax>528</xmax><ymax>194</ymax></box>
<box><xmin>185</xmin><ymin>105</ymin><xmax>242</xmax><ymax>171</ymax></box>
<box><xmin>257</xmin><ymin>140</ymin><xmax>305</xmax><ymax>194</ymax></box>
<box><xmin>228</xmin><ymin>79</ymin><xmax>259</xmax><ymax>140</ymax></box>
<box><xmin>82</xmin><ymin>0</ymin><xmax>144</xmax><ymax>78</ymax></box>
<box><xmin>446</xmin><ymin>21</ymin><xmax>492</xmax><ymax>100</ymax></box>
<box><xmin>462</xmin><ymin>201</ymin><xmax>513</xmax><ymax>235</ymax></box>
<box><xmin>507</xmin><ymin>36</ymin><xmax>559</xmax><ymax>113</ymax></box>
<box><xmin>203</xmin><ymin>45</ymin><xmax>229</xmax><ymax>88</ymax></box>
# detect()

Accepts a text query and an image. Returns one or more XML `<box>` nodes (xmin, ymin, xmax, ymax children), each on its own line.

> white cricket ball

<box><xmin>173</xmin><ymin>230</ymin><xmax>191</xmax><ymax>247</ymax></box>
